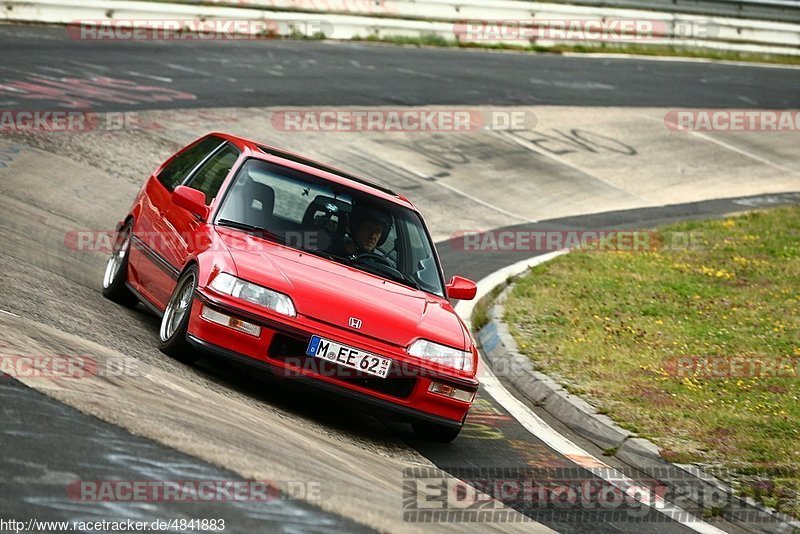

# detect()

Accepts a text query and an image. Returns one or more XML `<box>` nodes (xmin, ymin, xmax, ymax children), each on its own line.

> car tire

<box><xmin>158</xmin><ymin>265</ymin><xmax>201</xmax><ymax>364</ymax></box>
<box><xmin>412</xmin><ymin>420</ymin><xmax>462</xmax><ymax>443</ymax></box>
<box><xmin>101</xmin><ymin>220</ymin><xmax>140</xmax><ymax>308</ymax></box>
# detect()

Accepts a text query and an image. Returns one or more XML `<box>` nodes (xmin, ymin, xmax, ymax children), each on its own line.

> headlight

<box><xmin>209</xmin><ymin>273</ymin><xmax>296</xmax><ymax>317</ymax></box>
<box><xmin>407</xmin><ymin>339</ymin><xmax>473</xmax><ymax>372</ymax></box>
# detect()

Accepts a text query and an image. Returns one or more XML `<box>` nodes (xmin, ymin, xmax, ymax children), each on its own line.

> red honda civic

<box><xmin>102</xmin><ymin>132</ymin><xmax>479</xmax><ymax>441</ymax></box>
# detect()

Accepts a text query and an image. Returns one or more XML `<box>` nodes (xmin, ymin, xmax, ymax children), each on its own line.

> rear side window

<box><xmin>186</xmin><ymin>144</ymin><xmax>240</xmax><ymax>205</ymax></box>
<box><xmin>157</xmin><ymin>136</ymin><xmax>224</xmax><ymax>190</ymax></box>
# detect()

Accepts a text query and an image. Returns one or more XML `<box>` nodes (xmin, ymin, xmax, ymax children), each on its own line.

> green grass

<box><xmin>504</xmin><ymin>207</ymin><xmax>800</xmax><ymax>517</ymax></box>
<box><xmin>472</xmin><ymin>283</ymin><xmax>505</xmax><ymax>331</ymax></box>
<box><xmin>352</xmin><ymin>34</ymin><xmax>800</xmax><ymax>66</ymax></box>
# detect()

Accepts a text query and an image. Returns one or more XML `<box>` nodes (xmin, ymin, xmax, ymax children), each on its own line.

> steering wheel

<box><xmin>355</xmin><ymin>251</ymin><xmax>393</xmax><ymax>268</ymax></box>
<box><xmin>355</xmin><ymin>252</ymin><xmax>408</xmax><ymax>280</ymax></box>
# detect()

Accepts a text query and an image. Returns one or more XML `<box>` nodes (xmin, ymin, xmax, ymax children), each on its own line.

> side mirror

<box><xmin>172</xmin><ymin>186</ymin><xmax>209</xmax><ymax>219</ymax></box>
<box><xmin>446</xmin><ymin>275</ymin><xmax>477</xmax><ymax>301</ymax></box>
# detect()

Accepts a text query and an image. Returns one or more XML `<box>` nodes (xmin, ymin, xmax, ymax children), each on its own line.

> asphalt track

<box><xmin>2</xmin><ymin>25</ymin><xmax>800</xmax><ymax>109</ymax></box>
<box><xmin>0</xmin><ymin>377</ymin><xmax>370</xmax><ymax>533</ymax></box>
<box><xmin>2</xmin><ymin>23</ymin><xmax>800</xmax><ymax>534</ymax></box>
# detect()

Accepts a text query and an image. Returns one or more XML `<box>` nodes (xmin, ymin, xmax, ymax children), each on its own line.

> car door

<box><xmin>154</xmin><ymin>141</ymin><xmax>241</xmax><ymax>307</ymax></box>
<box><xmin>130</xmin><ymin>135</ymin><xmax>225</xmax><ymax>308</ymax></box>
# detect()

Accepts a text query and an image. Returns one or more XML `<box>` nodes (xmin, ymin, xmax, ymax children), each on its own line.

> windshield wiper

<box><xmin>353</xmin><ymin>260</ymin><xmax>422</xmax><ymax>291</ymax></box>
<box><xmin>216</xmin><ymin>219</ymin><xmax>285</xmax><ymax>243</ymax></box>
<box><xmin>391</xmin><ymin>271</ymin><xmax>423</xmax><ymax>291</ymax></box>
<box><xmin>301</xmin><ymin>247</ymin><xmax>349</xmax><ymax>265</ymax></box>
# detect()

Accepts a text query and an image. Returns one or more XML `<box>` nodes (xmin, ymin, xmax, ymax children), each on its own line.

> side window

<box><xmin>375</xmin><ymin>215</ymin><xmax>398</xmax><ymax>262</ymax></box>
<box><xmin>186</xmin><ymin>144</ymin><xmax>240</xmax><ymax>205</ymax></box>
<box><xmin>157</xmin><ymin>136</ymin><xmax>223</xmax><ymax>191</ymax></box>
<box><xmin>399</xmin><ymin>216</ymin><xmax>439</xmax><ymax>293</ymax></box>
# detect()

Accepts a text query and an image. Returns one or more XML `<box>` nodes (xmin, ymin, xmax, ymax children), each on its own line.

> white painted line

<box><xmin>395</xmin><ymin>67</ymin><xmax>441</xmax><ymax>80</ymax></box>
<box><xmin>647</xmin><ymin>113</ymin><xmax>799</xmax><ymax>176</ymax></box>
<box><xmin>127</xmin><ymin>71</ymin><xmax>173</xmax><ymax>83</ymax></box>
<box><xmin>349</xmin><ymin>60</ymin><xmax>375</xmax><ymax>70</ymax></box>
<box><xmin>0</xmin><ymin>309</ymin><xmax>20</xmax><ymax>317</ymax></box>
<box><xmin>406</xmin><ymin>169</ymin><xmax>537</xmax><ymax>223</ymax></box>
<box><xmin>37</xmin><ymin>66</ymin><xmax>69</xmax><ymax>75</ymax></box>
<box><xmin>496</xmin><ymin>130</ymin><xmax>650</xmax><ymax>202</ymax></box>
<box><xmin>164</xmin><ymin>63</ymin><xmax>209</xmax><ymax>76</ymax></box>
<box><xmin>0</xmin><ymin>65</ymin><xmax>36</xmax><ymax>76</ymax></box>
<box><xmin>165</xmin><ymin>63</ymin><xmax>237</xmax><ymax>83</ymax></box>
<box><xmin>688</xmin><ymin>132</ymin><xmax>799</xmax><ymax>176</ymax></box>
<box><xmin>67</xmin><ymin>60</ymin><xmax>111</xmax><ymax>71</ymax></box>
<box><xmin>455</xmin><ymin>253</ymin><xmax>726</xmax><ymax>533</ymax></box>
<box><xmin>530</xmin><ymin>77</ymin><xmax>615</xmax><ymax>91</ymax></box>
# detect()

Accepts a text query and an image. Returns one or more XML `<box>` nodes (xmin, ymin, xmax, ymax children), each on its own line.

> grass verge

<box><xmin>504</xmin><ymin>207</ymin><xmax>800</xmax><ymax>517</ymax></box>
<box><xmin>355</xmin><ymin>34</ymin><xmax>800</xmax><ymax>66</ymax></box>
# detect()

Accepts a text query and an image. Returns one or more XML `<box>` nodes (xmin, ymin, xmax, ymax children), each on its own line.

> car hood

<box><xmin>215</xmin><ymin>228</ymin><xmax>466</xmax><ymax>350</ymax></box>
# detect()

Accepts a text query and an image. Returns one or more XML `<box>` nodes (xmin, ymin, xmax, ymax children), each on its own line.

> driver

<box><xmin>335</xmin><ymin>204</ymin><xmax>392</xmax><ymax>259</ymax></box>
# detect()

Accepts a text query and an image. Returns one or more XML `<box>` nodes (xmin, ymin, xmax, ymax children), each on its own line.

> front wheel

<box><xmin>412</xmin><ymin>420</ymin><xmax>462</xmax><ymax>443</ymax></box>
<box><xmin>102</xmin><ymin>221</ymin><xmax>139</xmax><ymax>308</ymax></box>
<box><xmin>159</xmin><ymin>266</ymin><xmax>201</xmax><ymax>364</ymax></box>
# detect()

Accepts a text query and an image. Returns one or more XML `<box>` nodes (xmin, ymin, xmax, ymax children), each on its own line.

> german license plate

<box><xmin>306</xmin><ymin>335</ymin><xmax>391</xmax><ymax>378</ymax></box>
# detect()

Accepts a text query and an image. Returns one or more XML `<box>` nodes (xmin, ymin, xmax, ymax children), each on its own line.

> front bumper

<box><xmin>186</xmin><ymin>290</ymin><xmax>478</xmax><ymax>427</ymax></box>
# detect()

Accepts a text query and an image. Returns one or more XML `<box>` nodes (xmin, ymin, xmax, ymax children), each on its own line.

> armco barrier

<box><xmin>192</xmin><ymin>0</ymin><xmax>800</xmax><ymax>23</ymax></box>
<box><xmin>2</xmin><ymin>0</ymin><xmax>799</xmax><ymax>55</ymax></box>
<box><xmin>537</xmin><ymin>0</ymin><xmax>800</xmax><ymax>23</ymax></box>
<box><xmin>203</xmin><ymin>0</ymin><xmax>800</xmax><ymax>49</ymax></box>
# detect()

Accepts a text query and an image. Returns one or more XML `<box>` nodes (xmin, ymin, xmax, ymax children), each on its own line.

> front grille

<box><xmin>269</xmin><ymin>333</ymin><xmax>309</xmax><ymax>357</ymax></box>
<box><xmin>268</xmin><ymin>333</ymin><xmax>417</xmax><ymax>399</ymax></box>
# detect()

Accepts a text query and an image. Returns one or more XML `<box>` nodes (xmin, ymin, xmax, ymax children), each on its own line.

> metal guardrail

<box><xmin>113</xmin><ymin>0</ymin><xmax>800</xmax><ymax>23</ymax></box>
<box><xmin>543</xmin><ymin>0</ymin><xmax>800</xmax><ymax>23</ymax></box>
<box><xmin>3</xmin><ymin>0</ymin><xmax>800</xmax><ymax>56</ymax></box>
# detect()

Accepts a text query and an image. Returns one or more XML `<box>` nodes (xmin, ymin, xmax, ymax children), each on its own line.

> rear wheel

<box><xmin>412</xmin><ymin>420</ymin><xmax>463</xmax><ymax>443</ymax></box>
<box><xmin>102</xmin><ymin>221</ymin><xmax>139</xmax><ymax>308</ymax></box>
<box><xmin>159</xmin><ymin>266</ymin><xmax>201</xmax><ymax>364</ymax></box>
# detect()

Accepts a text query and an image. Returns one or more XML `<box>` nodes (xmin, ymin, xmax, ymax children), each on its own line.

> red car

<box><xmin>102</xmin><ymin>132</ymin><xmax>479</xmax><ymax>441</ymax></box>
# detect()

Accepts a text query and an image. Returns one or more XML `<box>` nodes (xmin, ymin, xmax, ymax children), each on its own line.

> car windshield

<box><xmin>214</xmin><ymin>157</ymin><xmax>446</xmax><ymax>297</ymax></box>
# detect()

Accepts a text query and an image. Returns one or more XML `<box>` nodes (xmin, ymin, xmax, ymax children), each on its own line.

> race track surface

<box><xmin>2</xmin><ymin>23</ymin><xmax>799</xmax><ymax>533</ymax></box>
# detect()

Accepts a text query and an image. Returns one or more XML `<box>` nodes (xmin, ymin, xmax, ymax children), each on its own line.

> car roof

<box><xmin>208</xmin><ymin>132</ymin><xmax>416</xmax><ymax>210</ymax></box>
